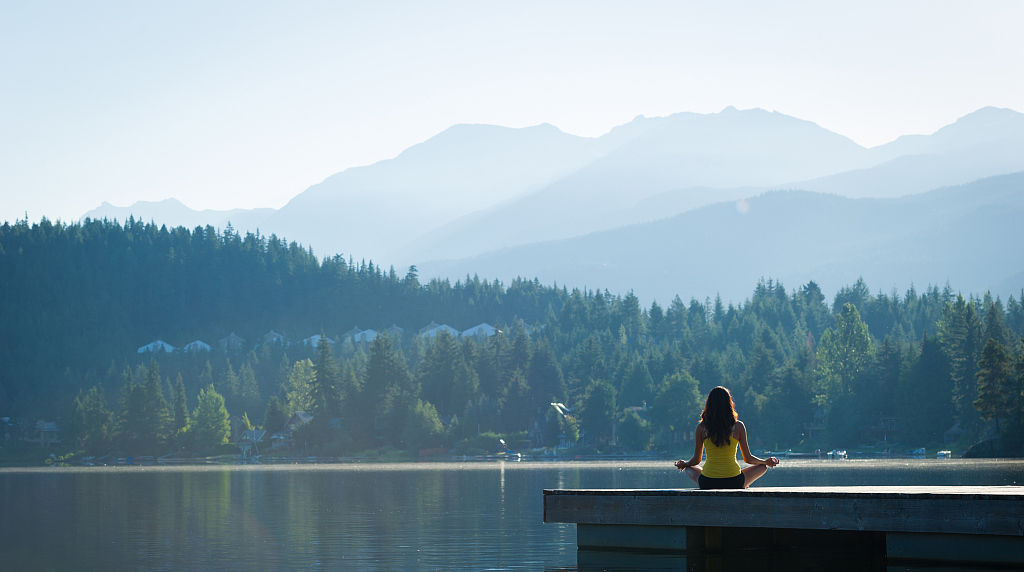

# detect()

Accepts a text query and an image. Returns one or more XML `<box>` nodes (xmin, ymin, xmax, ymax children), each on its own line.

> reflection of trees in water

<box><xmin>7</xmin><ymin>462</ymin><xmax>1024</xmax><ymax>569</ymax></box>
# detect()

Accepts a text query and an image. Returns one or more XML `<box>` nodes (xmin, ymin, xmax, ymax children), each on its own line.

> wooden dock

<box><xmin>544</xmin><ymin>486</ymin><xmax>1024</xmax><ymax>567</ymax></box>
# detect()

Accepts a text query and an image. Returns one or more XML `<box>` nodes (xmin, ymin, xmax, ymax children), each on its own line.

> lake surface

<box><xmin>2</xmin><ymin>458</ymin><xmax>1022</xmax><ymax>570</ymax></box>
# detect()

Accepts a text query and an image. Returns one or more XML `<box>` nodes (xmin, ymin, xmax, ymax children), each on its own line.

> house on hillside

<box><xmin>0</xmin><ymin>417</ymin><xmax>12</xmax><ymax>443</ymax></box>
<box><xmin>462</xmin><ymin>323</ymin><xmax>500</xmax><ymax>338</ymax></box>
<box><xmin>353</xmin><ymin>329</ymin><xmax>377</xmax><ymax>344</ymax></box>
<box><xmin>418</xmin><ymin>321</ymin><xmax>441</xmax><ymax>335</ymax></box>
<box><xmin>261</xmin><ymin>330</ymin><xmax>285</xmax><ymax>346</ymax></box>
<box><xmin>419</xmin><ymin>323</ymin><xmax>459</xmax><ymax>338</ymax></box>
<box><xmin>270</xmin><ymin>411</ymin><xmax>314</xmax><ymax>450</ymax></box>
<box><xmin>301</xmin><ymin>334</ymin><xmax>335</xmax><ymax>348</ymax></box>
<box><xmin>23</xmin><ymin>420</ymin><xmax>60</xmax><ymax>447</ymax></box>
<box><xmin>550</xmin><ymin>403</ymin><xmax>577</xmax><ymax>450</ymax></box>
<box><xmin>219</xmin><ymin>332</ymin><xmax>245</xmax><ymax>351</ymax></box>
<box><xmin>183</xmin><ymin>340</ymin><xmax>212</xmax><ymax>353</ymax></box>
<box><xmin>237</xmin><ymin>429</ymin><xmax>267</xmax><ymax>459</ymax></box>
<box><xmin>137</xmin><ymin>340</ymin><xmax>176</xmax><ymax>354</ymax></box>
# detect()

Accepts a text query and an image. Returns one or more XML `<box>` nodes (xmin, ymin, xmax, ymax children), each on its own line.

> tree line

<box><xmin>2</xmin><ymin>218</ymin><xmax>1023</xmax><ymax>458</ymax></box>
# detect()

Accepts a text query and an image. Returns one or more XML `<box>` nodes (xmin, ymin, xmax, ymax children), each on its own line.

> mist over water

<box><xmin>2</xmin><ymin>459</ymin><xmax>1021</xmax><ymax>570</ymax></box>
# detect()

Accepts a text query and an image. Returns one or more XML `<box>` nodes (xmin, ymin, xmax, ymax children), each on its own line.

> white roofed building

<box><xmin>138</xmin><ymin>340</ymin><xmax>176</xmax><ymax>354</ymax></box>
<box><xmin>302</xmin><ymin>334</ymin><xmax>336</xmax><ymax>348</ymax></box>
<box><xmin>462</xmin><ymin>323</ymin><xmax>499</xmax><ymax>338</ymax></box>
<box><xmin>183</xmin><ymin>340</ymin><xmax>212</xmax><ymax>353</ymax></box>
<box><xmin>354</xmin><ymin>329</ymin><xmax>378</xmax><ymax>344</ymax></box>
<box><xmin>219</xmin><ymin>332</ymin><xmax>245</xmax><ymax>351</ymax></box>
<box><xmin>419</xmin><ymin>323</ymin><xmax>460</xmax><ymax>338</ymax></box>
<box><xmin>261</xmin><ymin>330</ymin><xmax>285</xmax><ymax>345</ymax></box>
<box><xmin>418</xmin><ymin>321</ymin><xmax>441</xmax><ymax>336</ymax></box>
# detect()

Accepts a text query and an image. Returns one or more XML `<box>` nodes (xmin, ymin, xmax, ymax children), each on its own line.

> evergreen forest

<box><xmin>2</xmin><ymin>217</ymin><xmax>1023</xmax><ymax>460</ymax></box>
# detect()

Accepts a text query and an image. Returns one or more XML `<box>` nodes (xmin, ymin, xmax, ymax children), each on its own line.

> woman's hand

<box><xmin>674</xmin><ymin>460</ymin><xmax>688</xmax><ymax>470</ymax></box>
<box><xmin>764</xmin><ymin>456</ymin><xmax>779</xmax><ymax>468</ymax></box>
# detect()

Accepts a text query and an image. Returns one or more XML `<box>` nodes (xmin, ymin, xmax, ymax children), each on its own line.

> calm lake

<box><xmin>2</xmin><ymin>458</ymin><xmax>1022</xmax><ymax>570</ymax></box>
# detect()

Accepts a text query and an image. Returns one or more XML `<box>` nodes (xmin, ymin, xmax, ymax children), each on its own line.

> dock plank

<box><xmin>544</xmin><ymin>486</ymin><xmax>1024</xmax><ymax>536</ymax></box>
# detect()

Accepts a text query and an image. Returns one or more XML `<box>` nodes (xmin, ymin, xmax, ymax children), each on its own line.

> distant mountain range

<box><xmin>83</xmin><ymin>106</ymin><xmax>1024</xmax><ymax>302</ymax></box>
<box><xmin>84</xmin><ymin>199</ymin><xmax>275</xmax><ymax>235</ymax></box>
<box><xmin>418</xmin><ymin>172</ymin><xmax>1024</xmax><ymax>304</ymax></box>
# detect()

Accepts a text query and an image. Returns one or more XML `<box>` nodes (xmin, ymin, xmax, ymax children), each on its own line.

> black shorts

<box><xmin>698</xmin><ymin>473</ymin><xmax>745</xmax><ymax>489</ymax></box>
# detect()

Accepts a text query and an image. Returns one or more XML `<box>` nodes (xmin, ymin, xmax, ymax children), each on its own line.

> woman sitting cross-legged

<box><xmin>674</xmin><ymin>385</ymin><xmax>779</xmax><ymax>489</ymax></box>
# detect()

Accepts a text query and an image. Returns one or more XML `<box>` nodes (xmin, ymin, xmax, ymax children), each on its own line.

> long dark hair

<box><xmin>700</xmin><ymin>386</ymin><xmax>738</xmax><ymax>447</ymax></box>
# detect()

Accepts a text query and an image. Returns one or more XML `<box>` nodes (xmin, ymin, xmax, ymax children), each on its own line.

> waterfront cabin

<box><xmin>237</xmin><ymin>429</ymin><xmax>267</xmax><ymax>459</ymax></box>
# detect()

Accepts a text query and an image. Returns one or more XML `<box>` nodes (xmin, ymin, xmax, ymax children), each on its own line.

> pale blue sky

<box><xmin>2</xmin><ymin>0</ymin><xmax>1022</xmax><ymax>223</ymax></box>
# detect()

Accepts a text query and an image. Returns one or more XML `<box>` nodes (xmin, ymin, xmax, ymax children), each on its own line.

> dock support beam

<box><xmin>545</xmin><ymin>486</ymin><xmax>1024</xmax><ymax>567</ymax></box>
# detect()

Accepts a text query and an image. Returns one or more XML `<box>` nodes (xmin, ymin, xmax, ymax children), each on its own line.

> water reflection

<box><xmin>0</xmin><ymin>459</ymin><xmax>1020</xmax><ymax>570</ymax></box>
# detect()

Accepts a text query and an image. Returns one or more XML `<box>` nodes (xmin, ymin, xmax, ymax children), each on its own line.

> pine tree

<box><xmin>188</xmin><ymin>384</ymin><xmax>231</xmax><ymax>453</ymax></box>
<box><xmin>814</xmin><ymin>303</ymin><xmax>874</xmax><ymax>407</ymax></box>
<box><xmin>983</xmin><ymin>300</ymin><xmax>1011</xmax><ymax>348</ymax></box>
<box><xmin>649</xmin><ymin>370</ymin><xmax>701</xmax><ymax>448</ymax></box>
<box><xmin>526</xmin><ymin>341</ymin><xmax>567</xmax><ymax>404</ymax></box>
<box><xmin>400</xmin><ymin>399</ymin><xmax>444</xmax><ymax>451</ymax></box>
<box><xmin>618</xmin><ymin>356</ymin><xmax>655</xmax><ymax>408</ymax></box>
<box><xmin>617</xmin><ymin>408</ymin><xmax>652</xmax><ymax>452</ymax></box>
<box><xmin>1013</xmin><ymin>341</ymin><xmax>1024</xmax><ymax>432</ymax></box>
<box><xmin>899</xmin><ymin>335</ymin><xmax>954</xmax><ymax>444</ymax></box>
<box><xmin>420</xmin><ymin>332</ymin><xmax>478</xmax><ymax>417</ymax></box>
<box><xmin>498</xmin><ymin>369</ymin><xmax>532</xmax><ymax>431</ymax></box>
<box><xmin>359</xmin><ymin>335</ymin><xmax>412</xmax><ymax>444</ymax></box>
<box><xmin>312</xmin><ymin>335</ymin><xmax>341</xmax><ymax>418</ymax></box>
<box><xmin>508</xmin><ymin>321</ymin><xmax>532</xmax><ymax>372</ymax></box>
<box><xmin>581</xmin><ymin>378</ymin><xmax>617</xmax><ymax>447</ymax></box>
<box><xmin>220</xmin><ymin>359</ymin><xmax>240</xmax><ymax>409</ymax></box>
<box><xmin>240</xmin><ymin>411</ymin><xmax>254</xmax><ymax>432</ymax></box>
<box><xmin>263</xmin><ymin>396</ymin><xmax>288</xmax><ymax>435</ymax></box>
<box><xmin>172</xmin><ymin>373</ymin><xmax>188</xmax><ymax>434</ymax></box>
<box><xmin>285</xmin><ymin>359</ymin><xmax>316</xmax><ymax>414</ymax></box>
<box><xmin>237</xmin><ymin>361</ymin><xmax>261</xmax><ymax>416</ymax></box>
<box><xmin>938</xmin><ymin>296</ymin><xmax>985</xmax><ymax>425</ymax></box>
<box><xmin>118</xmin><ymin>361</ymin><xmax>172</xmax><ymax>454</ymax></box>
<box><xmin>71</xmin><ymin>386</ymin><xmax>113</xmax><ymax>454</ymax></box>
<box><xmin>974</xmin><ymin>338</ymin><xmax>1014</xmax><ymax>433</ymax></box>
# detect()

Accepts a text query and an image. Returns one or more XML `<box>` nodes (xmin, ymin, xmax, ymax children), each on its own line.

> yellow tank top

<box><xmin>702</xmin><ymin>436</ymin><xmax>741</xmax><ymax>478</ymax></box>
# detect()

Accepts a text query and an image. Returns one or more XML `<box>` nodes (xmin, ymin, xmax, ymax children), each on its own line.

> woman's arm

<box><xmin>675</xmin><ymin>424</ymin><xmax>705</xmax><ymax>470</ymax></box>
<box><xmin>735</xmin><ymin>421</ymin><xmax>779</xmax><ymax>467</ymax></box>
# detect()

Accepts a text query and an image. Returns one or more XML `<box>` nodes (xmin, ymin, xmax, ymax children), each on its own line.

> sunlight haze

<box><xmin>2</xmin><ymin>0</ymin><xmax>1022</xmax><ymax>223</ymax></box>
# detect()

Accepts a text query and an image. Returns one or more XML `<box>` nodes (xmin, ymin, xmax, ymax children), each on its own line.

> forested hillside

<box><xmin>2</xmin><ymin>218</ymin><xmax>1022</xmax><ymax>458</ymax></box>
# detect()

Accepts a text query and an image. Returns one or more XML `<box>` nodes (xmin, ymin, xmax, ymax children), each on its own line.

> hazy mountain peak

<box><xmin>954</xmin><ymin>105</ymin><xmax>1022</xmax><ymax>123</ymax></box>
<box><xmin>81</xmin><ymin>198</ymin><xmax>273</xmax><ymax>233</ymax></box>
<box><xmin>873</xmin><ymin>106</ymin><xmax>1024</xmax><ymax>161</ymax></box>
<box><xmin>939</xmin><ymin>106</ymin><xmax>1024</xmax><ymax>137</ymax></box>
<box><xmin>392</xmin><ymin>121</ymin><xmax>584</xmax><ymax>162</ymax></box>
<box><xmin>143</xmin><ymin>197</ymin><xmax>188</xmax><ymax>208</ymax></box>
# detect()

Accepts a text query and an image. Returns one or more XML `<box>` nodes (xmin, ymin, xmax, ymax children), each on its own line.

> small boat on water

<box><xmin>937</xmin><ymin>450</ymin><xmax>953</xmax><ymax>459</ymax></box>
